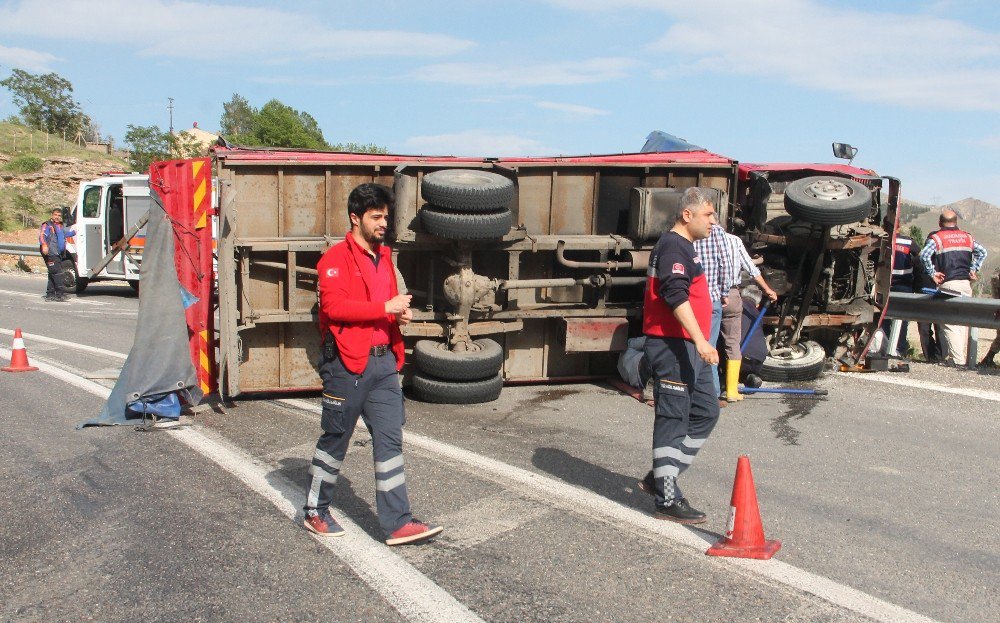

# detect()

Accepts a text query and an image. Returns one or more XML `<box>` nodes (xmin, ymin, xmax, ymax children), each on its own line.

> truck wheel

<box><xmin>414</xmin><ymin>338</ymin><xmax>503</xmax><ymax>381</ymax></box>
<box><xmin>759</xmin><ymin>340</ymin><xmax>826</xmax><ymax>382</ymax></box>
<box><xmin>422</xmin><ymin>169</ymin><xmax>514</xmax><ymax>213</ymax></box>
<box><xmin>421</xmin><ymin>206</ymin><xmax>512</xmax><ymax>240</ymax></box>
<box><xmin>411</xmin><ymin>372</ymin><xmax>503</xmax><ymax>404</ymax></box>
<box><xmin>783</xmin><ymin>176</ymin><xmax>872</xmax><ymax>225</ymax></box>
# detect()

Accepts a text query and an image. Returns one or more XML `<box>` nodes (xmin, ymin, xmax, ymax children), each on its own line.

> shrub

<box><xmin>3</xmin><ymin>155</ymin><xmax>44</xmax><ymax>174</ymax></box>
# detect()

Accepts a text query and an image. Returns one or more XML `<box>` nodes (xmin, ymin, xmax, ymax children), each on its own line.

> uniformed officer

<box><xmin>303</xmin><ymin>183</ymin><xmax>443</xmax><ymax>546</ymax></box>
<box><xmin>637</xmin><ymin>187</ymin><xmax>720</xmax><ymax>524</ymax></box>
<box><xmin>919</xmin><ymin>210</ymin><xmax>987</xmax><ymax>365</ymax></box>
<box><xmin>38</xmin><ymin>208</ymin><xmax>75</xmax><ymax>302</ymax></box>
<box><xmin>889</xmin><ymin>226</ymin><xmax>919</xmax><ymax>355</ymax></box>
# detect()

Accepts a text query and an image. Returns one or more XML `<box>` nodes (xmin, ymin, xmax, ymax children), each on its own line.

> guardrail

<box><xmin>886</xmin><ymin>292</ymin><xmax>1000</xmax><ymax>367</ymax></box>
<box><xmin>0</xmin><ymin>243</ymin><xmax>40</xmax><ymax>257</ymax></box>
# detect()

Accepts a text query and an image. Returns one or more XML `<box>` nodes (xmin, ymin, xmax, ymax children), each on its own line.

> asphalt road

<box><xmin>1</xmin><ymin>272</ymin><xmax>997</xmax><ymax>623</ymax></box>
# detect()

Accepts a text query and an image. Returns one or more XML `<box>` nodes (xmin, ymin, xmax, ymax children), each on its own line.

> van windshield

<box><xmin>82</xmin><ymin>186</ymin><xmax>101</xmax><ymax>218</ymax></box>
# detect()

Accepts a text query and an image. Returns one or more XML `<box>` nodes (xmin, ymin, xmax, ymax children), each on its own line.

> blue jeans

<box><xmin>709</xmin><ymin>300</ymin><xmax>723</xmax><ymax>397</ymax></box>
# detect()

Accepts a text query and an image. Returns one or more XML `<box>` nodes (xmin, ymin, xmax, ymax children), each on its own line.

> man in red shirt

<box><xmin>637</xmin><ymin>188</ymin><xmax>721</xmax><ymax>524</ymax></box>
<box><xmin>303</xmin><ymin>183</ymin><xmax>443</xmax><ymax>546</ymax></box>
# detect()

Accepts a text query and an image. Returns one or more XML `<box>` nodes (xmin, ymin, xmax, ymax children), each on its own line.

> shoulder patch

<box><xmin>672</xmin><ymin>262</ymin><xmax>685</xmax><ymax>275</ymax></box>
<box><xmin>325</xmin><ymin>267</ymin><xmax>339</xmax><ymax>278</ymax></box>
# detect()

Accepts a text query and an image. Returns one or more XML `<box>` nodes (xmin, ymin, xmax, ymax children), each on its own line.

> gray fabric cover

<box><xmin>80</xmin><ymin>193</ymin><xmax>203</xmax><ymax>427</ymax></box>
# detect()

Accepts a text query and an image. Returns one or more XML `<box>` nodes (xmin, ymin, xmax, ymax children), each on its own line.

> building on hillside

<box><xmin>173</xmin><ymin>122</ymin><xmax>219</xmax><ymax>156</ymax></box>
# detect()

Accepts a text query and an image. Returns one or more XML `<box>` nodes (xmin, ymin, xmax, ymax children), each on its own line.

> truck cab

<box><xmin>65</xmin><ymin>173</ymin><xmax>151</xmax><ymax>292</ymax></box>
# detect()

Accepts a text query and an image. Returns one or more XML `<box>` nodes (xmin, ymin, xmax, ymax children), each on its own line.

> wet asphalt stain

<box><xmin>770</xmin><ymin>390</ymin><xmax>823</xmax><ymax>446</ymax></box>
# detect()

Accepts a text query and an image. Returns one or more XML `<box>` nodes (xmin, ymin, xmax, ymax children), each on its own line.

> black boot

<box><xmin>654</xmin><ymin>497</ymin><xmax>707</xmax><ymax>524</ymax></box>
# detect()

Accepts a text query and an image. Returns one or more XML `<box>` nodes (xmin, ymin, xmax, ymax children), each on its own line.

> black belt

<box><xmin>370</xmin><ymin>344</ymin><xmax>389</xmax><ymax>357</ymax></box>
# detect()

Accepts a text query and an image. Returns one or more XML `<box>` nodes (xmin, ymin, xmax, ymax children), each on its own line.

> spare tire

<box><xmin>783</xmin><ymin>176</ymin><xmax>872</xmax><ymax>226</ymax></box>
<box><xmin>414</xmin><ymin>338</ymin><xmax>503</xmax><ymax>381</ymax></box>
<box><xmin>760</xmin><ymin>340</ymin><xmax>826</xmax><ymax>382</ymax></box>
<box><xmin>420</xmin><ymin>206</ymin><xmax>512</xmax><ymax>240</ymax></box>
<box><xmin>422</xmin><ymin>169</ymin><xmax>514</xmax><ymax>213</ymax></box>
<box><xmin>60</xmin><ymin>259</ymin><xmax>78</xmax><ymax>291</ymax></box>
<box><xmin>411</xmin><ymin>372</ymin><xmax>503</xmax><ymax>404</ymax></box>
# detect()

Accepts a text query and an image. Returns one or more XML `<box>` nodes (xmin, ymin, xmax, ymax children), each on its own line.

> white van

<box><xmin>64</xmin><ymin>173</ymin><xmax>151</xmax><ymax>292</ymax></box>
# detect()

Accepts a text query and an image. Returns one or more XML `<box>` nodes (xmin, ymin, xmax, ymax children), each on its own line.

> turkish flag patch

<box><xmin>671</xmin><ymin>262</ymin><xmax>685</xmax><ymax>275</ymax></box>
<box><xmin>326</xmin><ymin>268</ymin><xmax>339</xmax><ymax>278</ymax></box>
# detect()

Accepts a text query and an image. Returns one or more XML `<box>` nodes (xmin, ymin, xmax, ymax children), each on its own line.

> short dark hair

<box><xmin>347</xmin><ymin>183</ymin><xmax>393</xmax><ymax>223</ymax></box>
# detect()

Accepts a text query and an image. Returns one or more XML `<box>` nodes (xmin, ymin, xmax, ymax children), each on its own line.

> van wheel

<box><xmin>421</xmin><ymin>169</ymin><xmax>514</xmax><ymax>213</ymax></box>
<box><xmin>783</xmin><ymin>176</ymin><xmax>872</xmax><ymax>225</ymax></box>
<box><xmin>414</xmin><ymin>338</ymin><xmax>503</xmax><ymax>381</ymax></box>
<box><xmin>61</xmin><ymin>259</ymin><xmax>78</xmax><ymax>291</ymax></box>
<box><xmin>421</xmin><ymin>206</ymin><xmax>512</xmax><ymax>240</ymax></box>
<box><xmin>411</xmin><ymin>372</ymin><xmax>503</xmax><ymax>404</ymax></box>
<box><xmin>759</xmin><ymin>340</ymin><xmax>826</xmax><ymax>382</ymax></box>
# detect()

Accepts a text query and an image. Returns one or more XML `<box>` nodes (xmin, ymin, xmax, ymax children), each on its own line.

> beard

<box><xmin>361</xmin><ymin>223</ymin><xmax>386</xmax><ymax>245</ymax></box>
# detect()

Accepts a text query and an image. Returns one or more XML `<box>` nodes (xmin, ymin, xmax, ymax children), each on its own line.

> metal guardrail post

<box><xmin>967</xmin><ymin>327</ymin><xmax>978</xmax><ymax>370</ymax></box>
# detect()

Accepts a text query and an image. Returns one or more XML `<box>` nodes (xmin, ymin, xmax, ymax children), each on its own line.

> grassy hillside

<box><xmin>0</xmin><ymin>121</ymin><xmax>129</xmax><ymax>232</ymax></box>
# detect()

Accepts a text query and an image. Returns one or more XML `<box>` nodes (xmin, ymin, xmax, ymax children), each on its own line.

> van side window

<box><xmin>82</xmin><ymin>186</ymin><xmax>102</xmax><ymax>218</ymax></box>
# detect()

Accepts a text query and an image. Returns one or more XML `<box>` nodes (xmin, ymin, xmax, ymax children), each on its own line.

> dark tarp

<box><xmin>79</xmin><ymin>193</ymin><xmax>203</xmax><ymax>427</ymax></box>
<box><xmin>640</xmin><ymin>131</ymin><xmax>706</xmax><ymax>153</ymax></box>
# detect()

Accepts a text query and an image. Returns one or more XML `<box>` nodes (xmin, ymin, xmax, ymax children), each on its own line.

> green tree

<box><xmin>170</xmin><ymin>130</ymin><xmax>207</xmax><ymax>158</ymax></box>
<box><xmin>124</xmin><ymin>124</ymin><xmax>171</xmax><ymax>171</ymax></box>
<box><xmin>0</xmin><ymin>69</ymin><xmax>92</xmax><ymax>138</ymax></box>
<box><xmin>244</xmin><ymin>99</ymin><xmax>330</xmax><ymax>149</ymax></box>
<box><xmin>907</xmin><ymin>225</ymin><xmax>925</xmax><ymax>249</ymax></box>
<box><xmin>330</xmin><ymin>141</ymin><xmax>388</xmax><ymax>154</ymax></box>
<box><xmin>220</xmin><ymin>93</ymin><xmax>256</xmax><ymax>139</ymax></box>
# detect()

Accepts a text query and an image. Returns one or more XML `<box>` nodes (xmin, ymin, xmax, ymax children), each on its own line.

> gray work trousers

<box><xmin>644</xmin><ymin>336</ymin><xmax>720</xmax><ymax>507</ymax></box>
<box><xmin>304</xmin><ymin>348</ymin><xmax>412</xmax><ymax>537</ymax></box>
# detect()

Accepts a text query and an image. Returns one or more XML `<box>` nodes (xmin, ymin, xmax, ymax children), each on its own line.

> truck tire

<box><xmin>422</xmin><ymin>169</ymin><xmax>514</xmax><ymax>213</ymax></box>
<box><xmin>420</xmin><ymin>206</ymin><xmax>512</xmax><ymax>240</ymax></box>
<box><xmin>783</xmin><ymin>176</ymin><xmax>872</xmax><ymax>225</ymax></box>
<box><xmin>414</xmin><ymin>338</ymin><xmax>503</xmax><ymax>381</ymax></box>
<box><xmin>759</xmin><ymin>340</ymin><xmax>826</xmax><ymax>382</ymax></box>
<box><xmin>411</xmin><ymin>372</ymin><xmax>503</xmax><ymax>404</ymax></box>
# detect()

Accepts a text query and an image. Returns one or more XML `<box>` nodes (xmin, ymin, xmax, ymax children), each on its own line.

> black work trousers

<box><xmin>644</xmin><ymin>336</ymin><xmax>719</xmax><ymax>508</ymax></box>
<box><xmin>304</xmin><ymin>348</ymin><xmax>412</xmax><ymax>537</ymax></box>
<box><xmin>45</xmin><ymin>254</ymin><xmax>66</xmax><ymax>298</ymax></box>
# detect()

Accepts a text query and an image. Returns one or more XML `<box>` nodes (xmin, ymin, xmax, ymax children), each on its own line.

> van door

<box><xmin>121</xmin><ymin>178</ymin><xmax>151</xmax><ymax>280</ymax></box>
<box><xmin>104</xmin><ymin>184</ymin><xmax>125</xmax><ymax>276</ymax></box>
<box><xmin>77</xmin><ymin>184</ymin><xmax>104</xmax><ymax>279</ymax></box>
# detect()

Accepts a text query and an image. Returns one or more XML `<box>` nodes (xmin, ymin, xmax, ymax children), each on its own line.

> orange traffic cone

<box><xmin>3</xmin><ymin>328</ymin><xmax>39</xmax><ymax>373</ymax></box>
<box><xmin>706</xmin><ymin>455</ymin><xmax>781</xmax><ymax>559</ymax></box>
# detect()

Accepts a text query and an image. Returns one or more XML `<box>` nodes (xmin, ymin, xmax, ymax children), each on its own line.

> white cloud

<box><xmin>552</xmin><ymin>0</ymin><xmax>1000</xmax><ymax>112</ymax></box>
<box><xmin>0</xmin><ymin>44</ymin><xmax>58</xmax><ymax>72</ymax></box>
<box><xmin>968</xmin><ymin>135</ymin><xmax>1000</xmax><ymax>149</ymax></box>
<box><xmin>0</xmin><ymin>0</ymin><xmax>473</xmax><ymax>62</ymax></box>
<box><xmin>413</xmin><ymin>58</ymin><xmax>638</xmax><ymax>87</ymax></box>
<box><xmin>536</xmin><ymin>101</ymin><xmax>609</xmax><ymax>118</ymax></box>
<box><xmin>400</xmin><ymin>130</ymin><xmax>560</xmax><ymax>156</ymax></box>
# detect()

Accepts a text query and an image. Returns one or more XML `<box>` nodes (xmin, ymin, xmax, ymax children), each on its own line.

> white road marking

<box><xmin>4</xmin><ymin>350</ymin><xmax>484</xmax><ymax>623</ymax></box>
<box><xmin>835</xmin><ymin>371</ymin><xmax>1000</xmax><ymax>402</ymax></box>
<box><xmin>0</xmin><ymin>327</ymin><xmax>128</xmax><ymax>360</ymax></box>
<box><xmin>282</xmin><ymin>397</ymin><xmax>941</xmax><ymax>623</ymax></box>
<box><xmin>0</xmin><ymin>287</ymin><xmax>111</xmax><ymax>306</ymax></box>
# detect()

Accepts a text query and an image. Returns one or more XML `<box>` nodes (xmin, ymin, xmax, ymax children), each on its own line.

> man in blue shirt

<box><xmin>38</xmin><ymin>208</ymin><xmax>75</xmax><ymax>302</ymax></box>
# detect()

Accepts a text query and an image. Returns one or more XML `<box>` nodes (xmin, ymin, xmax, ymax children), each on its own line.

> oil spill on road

<box><xmin>770</xmin><ymin>390</ymin><xmax>824</xmax><ymax>446</ymax></box>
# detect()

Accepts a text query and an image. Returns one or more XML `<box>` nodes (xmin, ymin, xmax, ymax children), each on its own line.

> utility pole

<box><xmin>168</xmin><ymin>97</ymin><xmax>175</xmax><ymax>135</ymax></box>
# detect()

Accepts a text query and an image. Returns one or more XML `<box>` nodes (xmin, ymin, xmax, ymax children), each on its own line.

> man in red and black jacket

<box><xmin>303</xmin><ymin>183</ymin><xmax>443</xmax><ymax>546</ymax></box>
<box><xmin>637</xmin><ymin>187</ymin><xmax>721</xmax><ymax>524</ymax></box>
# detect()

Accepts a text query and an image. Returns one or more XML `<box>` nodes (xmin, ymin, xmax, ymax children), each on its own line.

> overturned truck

<box><xmin>205</xmin><ymin>143</ymin><xmax>893</xmax><ymax>402</ymax></box>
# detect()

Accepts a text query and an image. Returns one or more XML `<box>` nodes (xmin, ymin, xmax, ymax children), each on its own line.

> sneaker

<box><xmin>637</xmin><ymin>471</ymin><xmax>655</xmax><ymax>496</ymax></box>
<box><xmin>654</xmin><ymin>497</ymin><xmax>707</xmax><ymax>524</ymax></box>
<box><xmin>303</xmin><ymin>509</ymin><xmax>346</xmax><ymax>537</ymax></box>
<box><xmin>385</xmin><ymin>519</ymin><xmax>443</xmax><ymax>546</ymax></box>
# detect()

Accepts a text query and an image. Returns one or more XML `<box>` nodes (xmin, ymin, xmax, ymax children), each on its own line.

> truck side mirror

<box><xmin>832</xmin><ymin>142</ymin><xmax>858</xmax><ymax>162</ymax></box>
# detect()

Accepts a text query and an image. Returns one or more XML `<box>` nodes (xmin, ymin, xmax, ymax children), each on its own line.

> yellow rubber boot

<box><xmin>726</xmin><ymin>359</ymin><xmax>743</xmax><ymax>401</ymax></box>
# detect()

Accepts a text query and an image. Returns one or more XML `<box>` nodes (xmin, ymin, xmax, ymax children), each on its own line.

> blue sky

<box><xmin>1</xmin><ymin>0</ymin><xmax>998</xmax><ymax>205</ymax></box>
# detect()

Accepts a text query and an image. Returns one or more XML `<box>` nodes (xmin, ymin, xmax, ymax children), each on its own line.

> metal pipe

<box><xmin>740</xmin><ymin>387</ymin><xmax>828</xmax><ymax>396</ymax></box>
<box><xmin>251</xmin><ymin>260</ymin><xmax>318</xmax><ymax>276</ymax></box>
<box><xmin>499</xmin><ymin>275</ymin><xmax>645</xmax><ymax>290</ymax></box>
<box><xmin>740</xmin><ymin>301</ymin><xmax>770</xmax><ymax>352</ymax></box>
<box><xmin>556</xmin><ymin>240</ymin><xmax>638</xmax><ymax>271</ymax></box>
